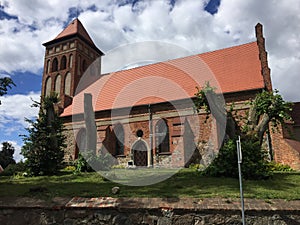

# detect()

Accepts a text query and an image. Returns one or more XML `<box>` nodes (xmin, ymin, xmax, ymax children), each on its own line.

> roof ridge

<box><xmin>55</xmin><ymin>18</ymin><xmax>94</xmax><ymax>44</ymax></box>
<box><xmin>43</xmin><ymin>19</ymin><xmax>95</xmax><ymax>47</ymax></box>
<box><xmin>199</xmin><ymin>41</ymin><xmax>256</xmax><ymax>56</ymax></box>
<box><xmin>107</xmin><ymin>41</ymin><xmax>257</xmax><ymax>74</ymax></box>
<box><xmin>61</xmin><ymin>39</ymin><xmax>264</xmax><ymax>117</ymax></box>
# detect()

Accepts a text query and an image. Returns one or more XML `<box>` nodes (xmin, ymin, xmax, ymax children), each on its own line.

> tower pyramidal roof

<box><xmin>43</xmin><ymin>18</ymin><xmax>103</xmax><ymax>55</ymax></box>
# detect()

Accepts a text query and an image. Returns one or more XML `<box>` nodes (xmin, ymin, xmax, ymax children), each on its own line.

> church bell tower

<box><xmin>41</xmin><ymin>19</ymin><xmax>104</xmax><ymax>109</ymax></box>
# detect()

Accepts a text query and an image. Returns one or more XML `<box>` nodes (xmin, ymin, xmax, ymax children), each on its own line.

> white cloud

<box><xmin>0</xmin><ymin>1</ymin><xmax>114</xmax><ymax>73</ymax></box>
<box><xmin>270</xmin><ymin>56</ymin><xmax>300</xmax><ymax>101</ymax></box>
<box><xmin>0</xmin><ymin>18</ymin><xmax>61</xmax><ymax>73</ymax></box>
<box><xmin>0</xmin><ymin>92</ymin><xmax>40</xmax><ymax>135</ymax></box>
<box><xmin>0</xmin><ymin>0</ymin><xmax>299</xmax><ymax>103</ymax></box>
<box><xmin>0</xmin><ymin>92</ymin><xmax>39</xmax><ymax>162</ymax></box>
<box><xmin>213</xmin><ymin>0</ymin><xmax>300</xmax><ymax>101</ymax></box>
<box><xmin>3</xmin><ymin>0</ymin><xmax>74</xmax><ymax>24</ymax></box>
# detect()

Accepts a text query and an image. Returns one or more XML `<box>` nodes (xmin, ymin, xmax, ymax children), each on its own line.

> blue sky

<box><xmin>0</xmin><ymin>0</ymin><xmax>299</xmax><ymax>161</ymax></box>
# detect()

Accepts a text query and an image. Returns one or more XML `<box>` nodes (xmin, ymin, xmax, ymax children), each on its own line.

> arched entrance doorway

<box><xmin>132</xmin><ymin>140</ymin><xmax>148</xmax><ymax>167</ymax></box>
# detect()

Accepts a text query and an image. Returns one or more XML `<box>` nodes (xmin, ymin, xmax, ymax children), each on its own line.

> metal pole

<box><xmin>236</xmin><ymin>136</ymin><xmax>245</xmax><ymax>225</ymax></box>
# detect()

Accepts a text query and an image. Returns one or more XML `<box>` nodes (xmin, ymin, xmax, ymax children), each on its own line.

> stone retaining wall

<box><xmin>1</xmin><ymin>197</ymin><xmax>300</xmax><ymax>225</ymax></box>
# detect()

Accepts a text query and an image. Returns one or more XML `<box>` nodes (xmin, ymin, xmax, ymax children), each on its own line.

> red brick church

<box><xmin>41</xmin><ymin>19</ymin><xmax>300</xmax><ymax>170</ymax></box>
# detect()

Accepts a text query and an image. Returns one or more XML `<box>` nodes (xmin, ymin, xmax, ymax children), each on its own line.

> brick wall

<box><xmin>271</xmin><ymin>125</ymin><xmax>300</xmax><ymax>170</ymax></box>
<box><xmin>61</xmin><ymin>87</ymin><xmax>300</xmax><ymax>170</ymax></box>
<box><xmin>62</xmin><ymin>93</ymin><xmax>256</xmax><ymax>168</ymax></box>
<box><xmin>42</xmin><ymin>37</ymin><xmax>101</xmax><ymax>111</ymax></box>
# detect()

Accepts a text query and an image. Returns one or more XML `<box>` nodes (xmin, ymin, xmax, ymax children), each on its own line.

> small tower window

<box><xmin>52</xmin><ymin>58</ymin><xmax>58</xmax><ymax>72</ymax></box>
<box><xmin>60</xmin><ymin>55</ymin><xmax>67</xmax><ymax>70</ymax></box>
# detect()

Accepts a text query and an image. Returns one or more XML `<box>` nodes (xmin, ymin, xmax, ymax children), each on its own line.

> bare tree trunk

<box><xmin>255</xmin><ymin>113</ymin><xmax>270</xmax><ymax>144</ymax></box>
<box><xmin>84</xmin><ymin>93</ymin><xmax>97</xmax><ymax>152</ymax></box>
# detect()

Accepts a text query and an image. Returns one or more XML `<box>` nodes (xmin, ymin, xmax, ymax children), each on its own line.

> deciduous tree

<box><xmin>194</xmin><ymin>83</ymin><xmax>292</xmax><ymax>179</ymax></box>
<box><xmin>194</xmin><ymin>82</ymin><xmax>292</xmax><ymax>144</ymax></box>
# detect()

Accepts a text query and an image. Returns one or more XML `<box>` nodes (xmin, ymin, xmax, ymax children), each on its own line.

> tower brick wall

<box><xmin>41</xmin><ymin>19</ymin><xmax>103</xmax><ymax>110</ymax></box>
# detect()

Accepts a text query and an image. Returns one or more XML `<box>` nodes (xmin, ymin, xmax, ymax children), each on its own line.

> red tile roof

<box><xmin>55</xmin><ymin>19</ymin><xmax>94</xmax><ymax>44</ymax></box>
<box><xmin>61</xmin><ymin>41</ymin><xmax>265</xmax><ymax>117</ymax></box>
<box><xmin>43</xmin><ymin>19</ymin><xmax>103</xmax><ymax>54</ymax></box>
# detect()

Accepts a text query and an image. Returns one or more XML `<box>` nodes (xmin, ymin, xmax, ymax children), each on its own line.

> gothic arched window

<box><xmin>78</xmin><ymin>55</ymin><xmax>81</xmax><ymax>75</ymax></box>
<box><xmin>64</xmin><ymin>72</ymin><xmax>71</xmax><ymax>96</ymax></box>
<box><xmin>82</xmin><ymin>59</ymin><xmax>87</xmax><ymax>73</ymax></box>
<box><xmin>52</xmin><ymin>58</ymin><xmax>58</xmax><ymax>72</ymax></box>
<box><xmin>69</xmin><ymin>54</ymin><xmax>73</xmax><ymax>68</ymax></box>
<box><xmin>54</xmin><ymin>74</ymin><xmax>61</xmax><ymax>95</ymax></box>
<box><xmin>155</xmin><ymin>119</ymin><xmax>170</xmax><ymax>153</ymax></box>
<box><xmin>45</xmin><ymin>76</ymin><xmax>52</xmax><ymax>96</ymax></box>
<box><xmin>46</xmin><ymin>60</ymin><xmax>51</xmax><ymax>74</ymax></box>
<box><xmin>114</xmin><ymin>123</ymin><xmax>124</xmax><ymax>155</ymax></box>
<box><xmin>60</xmin><ymin>55</ymin><xmax>67</xmax><ymax>70</ymax></box>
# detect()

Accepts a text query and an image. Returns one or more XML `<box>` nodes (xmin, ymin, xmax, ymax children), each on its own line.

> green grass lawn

<box><xmin>0</xmin><ymin>169</ymin><xmax>299</xmax><ymax>200</ymax></box>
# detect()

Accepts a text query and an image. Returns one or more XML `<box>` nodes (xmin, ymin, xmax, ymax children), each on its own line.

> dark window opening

<box><xmin>60</xmin><ymin>55</ymin><xmax>67</xmax><ymax>70</ymax></box>
<box><xmin>52</xmin><ymin>58</ymin><xmax>58</xmax><ymax>72</ymax></box>
<box><xmin>114</xmin><ymin>124</ymin><xmax>124</xmax><ymax>155</ymax></box>
<box><xmin>46</xmin><ymin>60</ymin><xmax>51</xmax><ymax>73</ymax></box>
<box><xmin>136</xmin><ymin>129</ymin><xmax>143</xmax><ymax>137</ymax></box>
<box><xmin>155</xmin><ymin>119</ymin><xmax>170</xmax><ymax>153</ymax></box>
<box><xmin>82</xmin><ymin>59</ymin><xmax>87</xmax><ymax>73</ymax></box>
